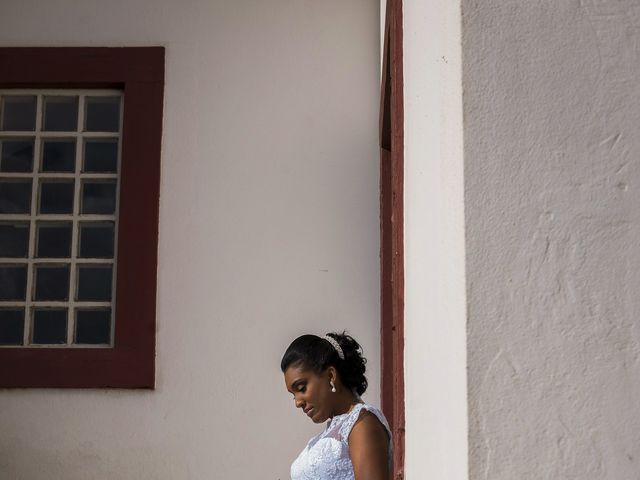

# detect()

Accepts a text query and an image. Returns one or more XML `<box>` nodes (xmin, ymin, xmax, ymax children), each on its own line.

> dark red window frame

<box><xmin>380</xmin><ymin>0</ymin><xmax>405</xmax><ymax>478</ymax></box>
<box><xmin>0</xmin><ymin>47</ymin><xmax>164</xmax><ymax>388</ymax></box>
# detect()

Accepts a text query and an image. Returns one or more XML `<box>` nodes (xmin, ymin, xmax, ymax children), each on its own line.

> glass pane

<box><xmin>77</xmin><ymin>265</ymin><xmax>112</xmax><ymax>301</ymax></box>
<box><xmin>84</xmin><ymin>139</ymin><xmax>118</xmax><ymax>173</ymax></box>
<box><xmin>79</xmin><ymin>222</ymin><xmax>114</xmax><ymax>258</ymax></box>
<box><xmin>0</xmin><ymin>309</ymin><xmax>24</xmax><ymax>345</ymax></box>
<box><xmin>81</xmin><ymin>181</ymin><xmax>116</xmax><ymax>215</ymax></box>
<box><xmin>1</xmin><ymin>96</ymin><xmax>36</xmax><ymax>131</ymax></box>
<box><xmin>75</xmin><ymin>309</ymin><xmax>111</xmax><ymax>344</ymax></box>
<box><xmin>0</xmin><ymin>179</ymin><xmax>32</xmax><ymax>214</ymax></box>
<box><xmin>0</xmin><ymin>222</ymin><xmax>29</xmax><ymax>257</ymax></box>
<box><xmin>1</xmin><ymin>138</ymin><xmax>34</xmax><ymax>172</ymax></box>
<box><xmin>85</xmin><ymin>96</ymin><xmax>121</xmax><ymax>132</ymax></box>
<box><xmin>39</xmin><ymin>180</ymin><xmax>74</xmax><ymax>214</ymax></box>
<box><xmin>31</xmin><ymin>308</ymin><xmax>67</xmax><ymax>344</ymax></box>
<box><xmin>34</xmin><ymin>264</ymin><xmax>70</xmax><ymax>301</ymax></box>
<box><xmin>41</xmin><ymin>139</ymin><xmax>76</xmax><ymax>172</ymax></box>
<box><xmin>43</xmin><ymin>96</ymin><xmax>78</xmax><ymax>132</ymax></box>
<box><xmin>0</xmin><ymin>264</ymin><xmax>27</xmax><ymax>300</ymax></box>
<box><xmin>36</xmin><ymin>222</ymin><xmax>72</xmax><ymax>258</ymax></box>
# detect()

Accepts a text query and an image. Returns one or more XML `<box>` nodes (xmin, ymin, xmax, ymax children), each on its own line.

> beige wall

<box><xmin>403</xmin><ymin>0</ymin><xmax>468</xmax><ymax>478</ymax></box>
<box><xmin>0</xmin><ymin>1</ymin><xmax>381</xmax><ymax>478</ymax></box>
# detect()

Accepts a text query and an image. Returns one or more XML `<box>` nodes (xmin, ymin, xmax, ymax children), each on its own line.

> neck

<box><xmin>330</xmin><ymin>389</ymin><xmax>360</xmax><ymax>418</ymax></box>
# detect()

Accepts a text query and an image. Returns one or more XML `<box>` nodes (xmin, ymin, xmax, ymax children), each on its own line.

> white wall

<box><xmin>464</xmin><ymin>1</ymin><xmax>640</xmax><ymax>478</ymax></box>
<box><xmin>403</xmin><ymin>0</ymin><xmax>468</xmax><ymax>479</ymax></box>
<box><xmin>0</xmin><ymin>1</ymin><xmax>381</xmax><ymax>478</ymax></box>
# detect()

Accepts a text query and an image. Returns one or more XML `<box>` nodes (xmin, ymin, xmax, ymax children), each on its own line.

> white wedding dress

<box><xmin>290</xmin><ymin>403</ymin><xmax>392</xmax><ymax>480</ymax></box>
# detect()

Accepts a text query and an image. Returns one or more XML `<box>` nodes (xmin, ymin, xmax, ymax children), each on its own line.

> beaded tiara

<box><xmin>323</xmin><ymin>335</ymin><xmax>345</xmax><ymax>360</ymax></box>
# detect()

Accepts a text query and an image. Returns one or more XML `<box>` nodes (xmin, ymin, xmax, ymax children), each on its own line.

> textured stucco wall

<box><xmin>0</xmin><ymin>1</ymin><xmax>380</xmax><ymax>479</ymax></box>
<box><xmin>464</xmin><ymin>1</ymin><xmax>640</xmax><ymax>478</ymax></box>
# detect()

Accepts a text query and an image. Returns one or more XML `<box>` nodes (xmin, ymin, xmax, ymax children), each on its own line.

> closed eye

<box><xmin>291</xmin><ymin>380</ymin><xmax>306</xmax><ymax>390</ymax></box>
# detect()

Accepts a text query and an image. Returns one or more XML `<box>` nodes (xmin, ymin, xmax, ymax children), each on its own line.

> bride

<box><xmin>281</xmin><ymin>332</ymin><xmax>392</xmax><ymax>480</ymax></box>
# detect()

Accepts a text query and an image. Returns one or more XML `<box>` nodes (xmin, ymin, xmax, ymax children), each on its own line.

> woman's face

<box><xmin>284</xmin><ymin>364</ymin><xmax>334</xmax><ymax>424</ymax></box>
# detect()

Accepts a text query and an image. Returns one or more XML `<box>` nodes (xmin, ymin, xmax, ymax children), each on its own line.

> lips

<box><xmin>304</xmin><ymin>407</ymin><xmax>314</xmax><ymax>418</ymax></box>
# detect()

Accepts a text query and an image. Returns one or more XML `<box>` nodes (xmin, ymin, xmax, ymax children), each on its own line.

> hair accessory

<box><xmin>330</xmin><ymin>380</ymin><xmax>337</xmax><ymax>393</ymax></box>
<box><xmin>324</xmin><ymin>335</ymin><xmax>345</xmax><ymax>360</ymax></box>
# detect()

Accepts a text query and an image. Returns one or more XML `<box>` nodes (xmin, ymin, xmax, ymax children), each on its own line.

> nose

<box><xmin>294</xmin><ymin>396</ymin><xmax>305</xmax><ymax>409</ymax></box>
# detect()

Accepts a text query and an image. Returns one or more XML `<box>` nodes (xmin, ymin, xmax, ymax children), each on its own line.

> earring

<box><xmin>330</xmin><ymin>380</ymin><xmax>336</xmax><ymax>393</ymax></box>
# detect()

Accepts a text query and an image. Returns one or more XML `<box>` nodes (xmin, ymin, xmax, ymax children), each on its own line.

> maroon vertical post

<box><xmin>380</xmin><ymin>1</ymin><xmax>405</xmax><ymax>478</ymax></box>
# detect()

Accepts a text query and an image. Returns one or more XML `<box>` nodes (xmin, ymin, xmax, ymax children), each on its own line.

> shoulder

<box><xmin>347</xmin><ymin>406</ymin><xmax>391</xmax><ymax>479</ymax></box>
<box><xmin>340</xmin><ymin>404</ymin><xmax>390</xmax><ymax>444</ymax></box>
<box><xmin>348</xmin><ymin>408</ymin><xmax>389</xmax><ymax>445</ymax></box>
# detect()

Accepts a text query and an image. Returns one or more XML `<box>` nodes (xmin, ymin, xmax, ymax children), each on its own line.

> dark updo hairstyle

<box><xmin>280</xmin><ymin>331</ymin><xmax>368</xmax><ymax>396</ymax></box>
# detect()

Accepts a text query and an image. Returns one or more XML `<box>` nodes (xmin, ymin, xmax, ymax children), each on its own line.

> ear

<box><xmin>326</xmin><ymin>366</ymin><xmax>338</xmax><ymax>383</ymax></box>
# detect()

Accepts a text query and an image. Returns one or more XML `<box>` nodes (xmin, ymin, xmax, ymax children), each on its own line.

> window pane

<box><xmin>41</xmin><ymin>139</ymin><xmax>76</xmax><ymax>172</ymax></box>
<box><xmin>43</xmin><ymin>96</ymin><xmax>78</xmax><ymax>132</ymax></box>
<box><xmin>39</xmin><ymin>180</ymin><xmax>74</xmax><ymax>214</ymax></box>
<box><xmin>0</xmin><ymin>309</ymin><xmax>24</xmax><ymax>345</ymax></box>
<box><xmin>77</xmin><ymin>265</ymin><xmax>112</xmax><ymax>301</ymax></box>
<box><xmin>85</xmin><ymin>96</ymin><xmax>120</xmax><ymax>132</ymax></box>
<box><xmin>34</xmin><ymin>264</ymin><xmax>70</xmax><ymax>301</ymax></box>
<box><xmin>0</xmin><ymin>222</ymin><xmax>29</xmax><ymax>258</ymax></box>
<box><xmin>0</xmin><ymin>179</ymin><xmax>32</xmax><ymax>214</ymax></box>
<box><xmin>79</xmin><ymin>222</ymin><xmax>114</xmax><ymax>258</ymax></box>
<box><xmin>1</xmin><ymin>96</ymin><xmax>36</xmax><ymax>131</ymax></box>
<box><xmin>0</xmin><ymin>265</ymin><xmax>27</xmax><ymax>300</ymax></box>
<box><xmin>75</xmin><ymin>309</ymin><xmax>111</xmax><ymax>344</ymax></box>
<box><xmin>36</xmin><ymin>222</ymin><xmax>72</xmax><ymax>258</ymax></box>
<box><xmin>32</xmin><ymin>308</ymin><xmax>67</xmax><ymax>344</ymax></box>
<box><xmin>84</xmin><ymin>139</ymin><xmax>118</xmax><ymax>173</ymax></box>
<box><xmin>81</xmin><ymin>181</ymin><xmax>116</xmax><ymax>215</ymax></box>
<box><xmin>1</xmin><ymin>138</ymin><xmax>34</xmax><ymax>172</ymax></box>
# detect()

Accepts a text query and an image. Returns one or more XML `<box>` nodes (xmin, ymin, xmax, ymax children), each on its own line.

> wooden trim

<box><xmin>0</xmin><ymin>47</ymin><xmax>164</xmax><ymax>388</ymax></box>
<box><xmin>380</xmin><ymin>1</ymin><xmax>405</xmax><ymax>478</ymax></box>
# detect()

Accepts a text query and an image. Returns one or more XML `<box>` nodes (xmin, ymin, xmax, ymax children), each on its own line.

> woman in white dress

<box><xmin>281</xmin><ymin>332</ymin><xmax>392</xmax><ymax>480</ymax></box>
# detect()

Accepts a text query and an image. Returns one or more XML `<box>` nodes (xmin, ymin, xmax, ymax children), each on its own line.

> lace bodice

<box><xmin>290</xmin><ymin>403</ymin><xmax>392</xmax><ymax>480</ymax></box>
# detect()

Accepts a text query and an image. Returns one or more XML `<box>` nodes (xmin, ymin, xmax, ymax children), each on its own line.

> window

<box><xmin>0</xmin><ymin>90</ymin><xmax>122</xmax><ymax>348</ymax></box>
<box><xmin>0</xmin><ymin>48</ymin><xmax>164</xmax><ymax>388</ymax></box>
